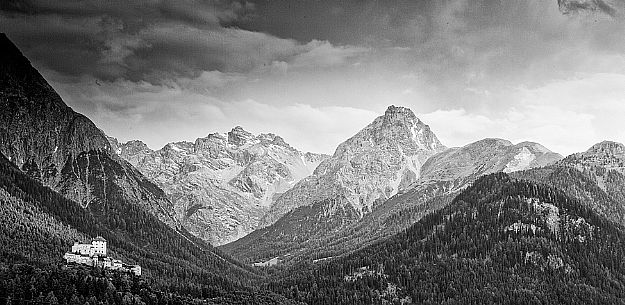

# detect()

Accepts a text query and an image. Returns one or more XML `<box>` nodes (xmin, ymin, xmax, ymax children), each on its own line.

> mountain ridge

<box><xmin>222</xmin><ymin>136</ymin><xmax>563</xmax><ymax>264</ymax></box>
<box><xmin>112</xmin><ymin>126</ymin><xmax>329</xmax><ymax>245</ymax></box>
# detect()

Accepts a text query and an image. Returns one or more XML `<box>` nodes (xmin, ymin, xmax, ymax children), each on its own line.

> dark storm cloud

<box><xmin>558</xmin><ymin>0</ymin><xmax>625</xmax><ymax>16</ymax></box>
<box><xmin>3</xmin><ymin>0</ymin><xmax>625</xmax><ymax>156</ymax></box>
<box><xmin>0</xmin><ymin>0</ymin><xmax>333</xmax><ymax>82</ymax></box>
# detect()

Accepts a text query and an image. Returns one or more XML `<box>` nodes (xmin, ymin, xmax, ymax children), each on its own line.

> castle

<box><xmin>63</xmin><ymin>236</ymin><xmax>141</xmax><ymax>276</ymax></box>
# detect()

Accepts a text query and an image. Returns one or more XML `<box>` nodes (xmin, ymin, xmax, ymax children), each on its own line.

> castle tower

<box><xmin>91</xmin><ymin>236</ymin><xmax>107</xmax><ymax>257</ymax></box>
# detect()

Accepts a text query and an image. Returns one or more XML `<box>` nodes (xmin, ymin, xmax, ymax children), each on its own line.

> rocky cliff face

<box><xmin>114</xmin><ymin>128</ymin><xmax>328</xmax><ymax>245</ymax></box>
<box><xmin>260</xmin><ymin>105</ymin><xmax>447</xmax><ymax>227</ymax></box>
<box><xmin>0</xmin><ymin>33</ymin><xmax>176</xmax><ymax>226</ymax></box>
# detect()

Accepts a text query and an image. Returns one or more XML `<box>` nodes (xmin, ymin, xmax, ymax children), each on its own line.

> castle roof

<box><xmin>92</xmin><ymin>236</ymin><xmax>106</xmax><ymax>242</ymax></box>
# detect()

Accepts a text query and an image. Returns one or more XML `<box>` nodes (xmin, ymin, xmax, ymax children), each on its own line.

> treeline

<box><xmin>514</xmin><ymin>165</ymin><xmax>625</xmax><ymax>228</ymax></box>
<box><xmin>266</xmin><ymin>173</ymin><xmax>625</xmax><ymax>304</ymax></box>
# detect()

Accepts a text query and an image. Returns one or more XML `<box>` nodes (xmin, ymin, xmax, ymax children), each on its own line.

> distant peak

<box><xmin>383</xmin><ymin>105</ymin><xmax>419</xmax><ymax>121</ymax></box>
<box><xmin>587</xmin><ymin>141</ymin><xmax>625</xmax><ymax>154</ymax></box>
<box><xmin>259</xmin><ymin>133</ymin><xmax>290</xmax><ymax>148</ymax></box>
<box><xmin>228</xmin><ymin>125</ymin><xmax>254</xmax><ymax>146</ymax></box>
<box><xmin>515</xmin><ymin>141</ymin><xmax>555</xmax><ymax>154</ymax></box>
<box><xmin>472</xmin><ymin>138</ymin><xmax>513</xmax><ymax>147</ymax></box>
<box><xmin>124</xmin><ymin>139</ymin><xmax>148</xmax><ymax>147</ymax></box>
<box><xmin>206</xmin><ymin>132</ymin><xmax>227</xmax><ymax>140</ymax></box>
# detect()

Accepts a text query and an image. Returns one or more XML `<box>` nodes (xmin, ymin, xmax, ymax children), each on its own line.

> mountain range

<box><xmin>110</xmin><ymin>128</ymin><xmax>327</xmax><ymax>245</ymax></box>
<box><xmin>221</xmin><ymin>129</ymin><xmax>563</xmax><ymax>264</ymax></box>
<box><xmin>4</xmin><ymin>30</ymin><xmax>625</xmax><ymax>304</ymax></box>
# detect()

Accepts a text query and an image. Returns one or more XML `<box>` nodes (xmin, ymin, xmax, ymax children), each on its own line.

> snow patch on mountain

<box><xmin>504</xmin><ymin>147</ymin><xmax>536</xmax><ymax>173</ymax></box>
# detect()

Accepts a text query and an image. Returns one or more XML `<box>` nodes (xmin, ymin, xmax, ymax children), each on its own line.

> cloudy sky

<box><xmin>2</xmin><ymin>0</ymin><xmax>625</xmax><ymax>155</ymax></box>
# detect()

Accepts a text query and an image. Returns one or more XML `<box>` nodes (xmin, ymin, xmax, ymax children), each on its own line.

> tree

<box><xmin>45</xmin><ymin>291</ymin><xmax>59</xmax><ymax>305</ymax></box>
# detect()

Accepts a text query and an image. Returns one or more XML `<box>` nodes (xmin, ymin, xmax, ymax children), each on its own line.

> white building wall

<box><xmin>71</xmin><ymin>240</ymin><xmax>107</xmax><ymax>257</ymax></box>
<box><xmin>65</xmin><ymin>238</ymin><xmax>139</xmax><ymax>276</ymax></box>
<box><xmin>92</xmin><ymin>240</ymin><xmax>106</xmax><ymax>256</ymax></box>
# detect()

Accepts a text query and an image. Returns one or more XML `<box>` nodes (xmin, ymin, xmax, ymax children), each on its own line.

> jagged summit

<box><xmin>383</xmin><ymin>105</ymin><xmax>419</xmax><ymax>120</ymax></box>
<box><xmin>333</xmin><ymin>105</ymin><xmax>445</xmax><ymax>158</ymax></box>
<box><xmin>125</xmin><ymin>140</ymin><xmax>149</xmax><ymax>149</ymax></box>
<box><xmin>261</xmin><ymin>105</ymin><xmax>447</xmax><ymax>227</ymax></box>
<box><xmin>116</xmin><ymin>127</ymin><xmax>329</xmax><ymax>245</ymax></box>
<box><xmin>228</xmin><ymin>126</ymin><xmax>254</xmax><ymax>146</ymax></box>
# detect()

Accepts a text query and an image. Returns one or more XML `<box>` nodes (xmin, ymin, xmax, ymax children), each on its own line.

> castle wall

<box><xmin>65</xmin><ymin>237</ymin><xmax>138</xmax><ymax>275</ymax></box>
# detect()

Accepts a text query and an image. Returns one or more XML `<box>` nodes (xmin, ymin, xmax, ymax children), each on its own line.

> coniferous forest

<box><xmin>265</xmin><ymin>173</ymin><xmax>625</xmax><ymax>304</ymax></box>
<box><xmin>0</xmin><ymin>153</ymin><xmax>297</xmax><ymax>304</ymax></box>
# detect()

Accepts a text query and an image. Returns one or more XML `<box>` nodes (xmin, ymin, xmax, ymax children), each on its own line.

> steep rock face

<box><xmin>260</xmin><ymin>105</ymin><xmax>447</xmax><ymax>227</ymax></box>
<box><xmin>115</xmin><ymin>129</ymin><xmax>328</xmax><ymax>245</ymax></box>
<box><xmin>0</xmin><ymin>33</ymin><xmax>176</xmax><ymax>226</ymax></box>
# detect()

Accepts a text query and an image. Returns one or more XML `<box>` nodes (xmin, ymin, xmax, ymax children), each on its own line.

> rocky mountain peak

<box><xmin>261</xmin><ymin>105</ymin><xmax>447</xmax><ymax>227</ymax></box>
<box><xmin>228</xmin><ymin>126</ymin><xmax>254</xmax><ymax>146</ymax></box>
<box><xmin>116</xmin><ymin>127</ymin><xmax>329</xmax><ymax>245</ymax></box>
<box><xmin>333</xmin><ymin>105</ymin><xmax>445</xmax><ymax>160</ymax></box>
<box><xmin>206</xmin><ymin>132</ymin><xmax>227</xmax><ymax>141</ymax></box>
<box><xmin>561</xmin><ymin>140</ymin><xmax>625</xmax><ymax>173</ymax></box>
<box><xmin>125</xmin><ymin>140</ymin><xmax>150</xmax><ymax>150</ymax></box>
<box><xmin>382</xmin><ymin>105</ymin><xmax>419</xmax><ymax>122</ymax></box>
<box><xmin>257</xmin><ymin>133</ymin><xmax>291</xmax><ymax>149</ymax></box>
<box><xmin>586</xmin><ymin>141</ymin><xmax>625</xmax><ymax>155</ymax></box>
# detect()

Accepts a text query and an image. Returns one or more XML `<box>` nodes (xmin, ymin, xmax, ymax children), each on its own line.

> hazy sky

<box><xmin>2</xmin><ymin>0</ymin><xmax>625</xmax><ymax>155</ymax></box>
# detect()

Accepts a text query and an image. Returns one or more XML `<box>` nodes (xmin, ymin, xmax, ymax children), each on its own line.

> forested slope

<box><xmin>0</xmin><ymin>153</ymin><xmax>297</xmax><ymax>304</ymax></box>
<box><xmin>267</xmin><ymin>173</ymin><xmax>625</xmax><ymax>304</ymax></box>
